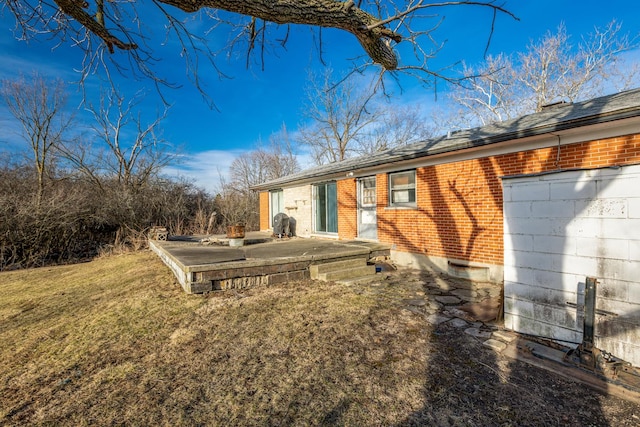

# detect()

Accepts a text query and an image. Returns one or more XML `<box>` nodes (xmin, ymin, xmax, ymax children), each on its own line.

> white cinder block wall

<box><xmin>503</xmin><ymin>164</ymin><xmax>640</xmax><ymax>366</ymax></box>
<box><xmin>283</xmin><ymin>185</ymin><xmax>313</xmax><ymax>237</ymax></box>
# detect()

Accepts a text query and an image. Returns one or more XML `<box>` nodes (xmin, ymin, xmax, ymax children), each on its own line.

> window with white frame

<box><xmin>389</xmin><ymin>170</ymin><xmax>416</xmax><ymax>207</ymax></box>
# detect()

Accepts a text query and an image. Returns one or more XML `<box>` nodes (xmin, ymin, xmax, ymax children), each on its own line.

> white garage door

<box><xmin>503</xmin><ymin>164</ymin><xmax>640</xmax><ymax>366</ymax></box>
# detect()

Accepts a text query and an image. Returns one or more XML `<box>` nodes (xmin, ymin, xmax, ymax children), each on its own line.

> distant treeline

<box><xmin>0</xmin><ymin>162</ymin><xmax>261</xmax><ymax>271</ymax></box>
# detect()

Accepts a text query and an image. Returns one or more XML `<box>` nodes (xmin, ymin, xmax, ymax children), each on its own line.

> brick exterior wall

<box><xmin>259</xmin><ymin>133</ymin><xmax>640</xmax><ymax>267</ymax></box>
<box><xmin>337</xmin><ymin>178</ymin><xmax>357</xmax><ymax>239</ymax></box>
<box><xmin>359</xmin><ymin>133</ymin><xmax>640</xmax><ymax>266</ymax></box>
<box><xmin>259</xmin><ymin>191</ymin><xmax>270</xmax><ymax>231</ymax></box>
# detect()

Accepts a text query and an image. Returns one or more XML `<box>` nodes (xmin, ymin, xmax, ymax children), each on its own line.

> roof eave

<box><xmin>251</xmin><ymin>96</ymin><xmax>640</xmax><ymax>192</ymax></box>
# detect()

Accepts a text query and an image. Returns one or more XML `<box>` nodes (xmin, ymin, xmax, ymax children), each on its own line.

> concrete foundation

<box><xmin>391</xmin><ymin>250</ymin><xmax>503</xmax><ymax>283</ymax></box>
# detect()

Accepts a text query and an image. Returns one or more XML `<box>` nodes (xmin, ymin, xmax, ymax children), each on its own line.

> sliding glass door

<box><xmin>314</xmin><ymin>182</ymin><xmax>337</xmax><ymax>233</ymax></box>
<box><xmin>269</xmin><ymin>189</ymin><xmax>283</xmax><ymax>226</ymax></box>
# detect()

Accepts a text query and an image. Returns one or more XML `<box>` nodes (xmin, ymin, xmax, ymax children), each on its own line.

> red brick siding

<box><xmin>338</xmin><ymin>134</ymin><xmax>640</xmax><ymax>265</ymax></box>
<box><xmin>337</xmin><ymin>178</ymin><xmax>357</xmax><ymax>239</ymax></box>
<box><xmin>259</xmin><ymin>191</ymin><xmax>270</xmax><ymax>231</ymax></box>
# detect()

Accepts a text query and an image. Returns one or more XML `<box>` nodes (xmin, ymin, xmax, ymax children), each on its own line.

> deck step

<box><xmin>309</xmin><ymin>258</ymin><xmax>368</xmax><ymax>279</ymax></box>
<box><xmin>317</xmin><ymin>265</ymin><xmax>376</xmax><ymax>282</ymax></box>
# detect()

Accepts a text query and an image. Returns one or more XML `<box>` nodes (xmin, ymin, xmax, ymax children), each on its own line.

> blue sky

<box><xmin>1</xmin><ymin>1</ymin><xmax>640</xmax><ymax>192</ymax></box>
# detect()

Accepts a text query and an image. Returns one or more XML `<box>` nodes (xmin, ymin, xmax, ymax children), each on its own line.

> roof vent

<box><xmin>541</xmin><ymin>100</ymin><xmax>571</xmax><ymax>111</ymax></box>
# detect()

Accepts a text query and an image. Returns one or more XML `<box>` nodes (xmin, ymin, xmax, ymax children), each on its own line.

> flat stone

<box><xmin>464</xmin><ymin>327</ymin><xmax>492</xmax><ymax>339</ymax></box>
<box><xmin>435</xmin><ymin>295</ymin><xmax>462</xmax><ymax>305</ymax></box>
<box><xmin>483</xmin><ymin>339</ymin><xmax>507</xmax><ymax>352</ymax></box>
<box><xmin>522</xmin><ymin>341</ymin><xmax>567</xmax><ymax>364</ymax></box>
<box><xmin>433</xmin><ymin>277</ymin><xmax>454</xmax><ymax>291</ymax></box>
<box><xmin>443</xmin><ymin>308</ymin><xmax>474</xmax><ymax>322</ymax></box>
<box><xmin>448</xmin><ymin>279</ymin><xmax>476</xmax><ymax>290</ymax></box>
<box><xmin>456</xmin><ymin>298</ymin><xmax>501</xmax><ymax>322</ymax></box>
<box><xmin>426</xmin><ymin>314</ymin><xmax>451</xmax><ymax>325</ymax></box>
<box><xmin>405</xmin><ymin>298</ymin><xmax>426</xmax><ymax>307</ymax></box>
<box><xmin>448</xmin><ymin>318</ymin><xmax>468</xmax><ymax>328</ymax></box>
<box><xmin>487</xmin><ymin>288</ymin><xmax>503</xmax><ymax>298</ymax></box>
<box><xmin>427</xmin><ymin>301</ymin><xmax>443</xmax><ymax>311</ymax></box>
<box><xmin>451</xmin><ymin>289</ymin><xmax>478</xmax><ymax>301</ymax></box>
<box><xmin>492</xmin><ymin>330</ymin><xmax>517</xmax><ymax>343</ymax></box>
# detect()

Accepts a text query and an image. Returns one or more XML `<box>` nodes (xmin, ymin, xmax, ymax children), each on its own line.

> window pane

<box><xmin>390</xmin><ymin>172</ymin><xmax>415</xmax><ymax>188</ymax></box>
<box><xmin>389</xmin><ymin>171</ymin><xmax>416</xmax><ymax>206</ymax></box>
<box><xmin>270</xmin><ymin>190</ymin><xmax>283</xmax><ymax>225</ymax></box>
<box><xmin>314</xmin><ymin>182</ymin><xmax>338</xmax><ymax>233</ymax></box>
<box><xmin>392</xmin><ymin>190</ymin><xmax>410</xmax><ymax>203</ymax></box>
<box><xmin>327</xmin><ymin>182</ymin><xmax>337</xmax><ymax>233</ymax></box>
<box><xmin>360</xmin><ymin>177</ymin><xmax>376</xmax><ymax>206</ymax></box>
<box><xmin>315</xmin><ymin>185</ymin><xmax>326</xmax><ymax>232</ymax></box>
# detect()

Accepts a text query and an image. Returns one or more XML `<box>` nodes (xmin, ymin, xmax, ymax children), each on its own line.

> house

<box><xmin>252</xmin><ymin>89</ymin><xmax>640</xmax><ymax>366</ymax></box>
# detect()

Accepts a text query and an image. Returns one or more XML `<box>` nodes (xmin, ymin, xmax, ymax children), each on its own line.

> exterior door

<box><xmin>314</xmin><ymin>182</ymin><xmax>338</xmax><ymax>234</ymax></box>
<box><xmin>269</xmin><ymin>189</ymin><xmax>283</xmax><ymax>227</ymax></box>
<box><xmin>358</xmin><ymin>176</ymin><xmax>377</xmax><ymax>240</ymax></box>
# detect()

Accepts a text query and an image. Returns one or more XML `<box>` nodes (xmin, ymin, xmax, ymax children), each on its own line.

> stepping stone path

<box><xmin>464</xmin><ymin>327</ymin><xmax>493</xmax><ymax>339</ymax></box>
<box><xmin>426</xmin><ymin>314</ymin><xmax>450</xmax><ymax>325</ymax></box>
<box><xmin>448</xmin><ymin>318</ymin><xmax>469</xmax><ymax>328</ymax></box>
<box><xmin>352</xmin><ymin>267</ymin><xmax>515</xmax><ymax>354</ymax></box>
<box><xmin>483</xmin><ymin>338</ymin><xmax>508</xmax><ymax>352</ymax></box>
<box><xmin>435</xmin><ymin>295</ymin><xmax>462</xmax><ymax>305</ymax></box>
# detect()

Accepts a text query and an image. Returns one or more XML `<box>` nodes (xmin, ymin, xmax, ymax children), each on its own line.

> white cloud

<box><xmin>163</xmin><ymin>145</ymin><xmax>317</xmax><ymax>194</ymax></box>
<box><xmin>163</xmin><ymin>149</ymin><xmax>248</xmax><ymax>194</ymax></box>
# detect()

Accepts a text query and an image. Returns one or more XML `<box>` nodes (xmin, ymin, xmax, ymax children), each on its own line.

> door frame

<box><xmin>357</xmin><ymin>176</ymin><xmax>378</xmax><ymax>240</ymax></box>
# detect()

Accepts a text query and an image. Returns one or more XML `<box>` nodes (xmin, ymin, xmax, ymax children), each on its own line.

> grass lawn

<box><xmin>2</xmin><ymin>251</ymin><xmax>638</xmax><ymax>426</ymax></box>
<box><xmin>0</xmin><ymin>251</ymin><xmax>431</xmax><ymax>425</ymax></box>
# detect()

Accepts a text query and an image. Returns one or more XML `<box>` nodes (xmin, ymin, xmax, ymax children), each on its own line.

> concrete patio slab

<box><xmin>150</xmin><ymin>233</ymin><xmax>391</xmax><ymax>294</ymax></box>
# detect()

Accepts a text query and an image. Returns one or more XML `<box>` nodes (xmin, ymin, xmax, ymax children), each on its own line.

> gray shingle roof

<box><xmin>251</xmin><ymin>88</ymin><xmax>640</xmax><ymax>191</ymax></box>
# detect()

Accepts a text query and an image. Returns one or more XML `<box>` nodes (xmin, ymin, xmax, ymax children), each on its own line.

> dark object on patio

<box><xmin>273</xmin><ymin>213</ymin><xmax>290</xmax><ymax>238</ymax></box>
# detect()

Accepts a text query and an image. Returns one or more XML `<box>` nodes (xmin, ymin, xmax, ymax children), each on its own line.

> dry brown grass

<box><xmin>0</xmin><ymin>251</ymin><xmax>432</xmax><ymax>426</ymax></box>
<box><xmin>2</xmin><ymin>252</ymin><xmax>638</xmax><ymax>426</ymax></box>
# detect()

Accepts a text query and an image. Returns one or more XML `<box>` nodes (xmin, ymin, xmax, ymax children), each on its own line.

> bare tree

<box><xmin>298</xmin><ymin>69</ymin><xmax>433</xmax><ymax>164</ymax></box>
<box><xmin>1</xmin><ymin>73</ymin><xmax>73</xmax><ymax>206</ymax></box>
<box><xmin>264</xmin><ymin>126</ymin><xmax>300</xmax><ymax>180</ymax></box>
<box><xmin>5</xmin><ymin>1</ymin><xmax>517</xmax><ymax>94</ymax></box>
<box><xmin>298</xmin><ymin>69</ymin><xmax>382</xmax><ymax>164</ymax></box>
<box><xmin>446</xmin><ymin>21</ymin><xmax>640</xmax><ymax>129</ymax></box>
<box><xmin>60</xmin><ymin>89</ymin><xmax>175</xmax><ymax>191</ymax></box>
<box><xmin>219</xmin><ymin>127</ymin><xmax>301</xmax><ymax>229</ymax></box>
<box><xmin>229</xmin><ymin>132</ymin><xmax>300</xmax><ymax>190</ymax></box>
<box><xmin>356</xmin><ymin>103</ymin><xmax>434</xmax><ymax>155</ymax></box>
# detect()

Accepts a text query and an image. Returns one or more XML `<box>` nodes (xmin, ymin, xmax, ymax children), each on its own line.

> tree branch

<box><xmin>54</xmin><ymin>0</ymin><xmax>138</xmax><ymax>53</ymax></box>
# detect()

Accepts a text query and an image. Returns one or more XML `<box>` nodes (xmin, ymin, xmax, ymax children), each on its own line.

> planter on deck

<box><xmin>226</xmin><ymin>225</ymin><xmax>245</xmax><ymax>239</ymax></box>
